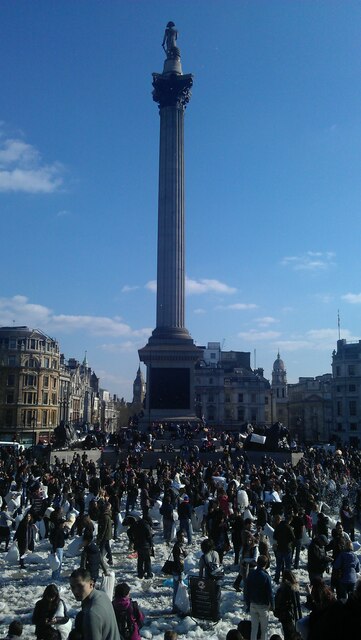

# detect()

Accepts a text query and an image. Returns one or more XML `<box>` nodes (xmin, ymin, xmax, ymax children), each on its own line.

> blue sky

<box><xmin>1</xmin><ymin>1</ymin><xmax>361</xmax><ymax>399</ymax></box>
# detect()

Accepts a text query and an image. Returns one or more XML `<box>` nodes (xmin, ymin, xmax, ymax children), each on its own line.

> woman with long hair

<box><xmin>32</xmin><ymin>584</ymin><xmax>71</xmax><ymax>640</ymax></box>
<box><xmin>274</xmin><ymin>569</ymin><xmax>302</xmax><ymax>640</ymax></box>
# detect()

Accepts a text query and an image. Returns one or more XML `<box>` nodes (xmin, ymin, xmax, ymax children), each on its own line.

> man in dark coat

<box><xmin>80</xmin><ymin>531</ymin><xmax>109</xmax><ymax>584</ymax></box>
<box><xmin>132</xmin><ymin>517</ymin><xmax>153</xmax><ymax>579</ymax></box>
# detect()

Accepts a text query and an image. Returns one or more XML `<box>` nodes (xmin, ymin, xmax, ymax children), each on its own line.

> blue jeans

<box><xmin>275</xmin><ymin>550</ymin><xmax>292</xmax><ymax>582</ymax></box>
<box><xmin>52</xmin><ymin>547</ymin><xmax>63</xmax><ymax>581</ymax></box>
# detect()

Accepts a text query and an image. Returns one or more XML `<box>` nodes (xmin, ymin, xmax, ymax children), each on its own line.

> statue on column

<box><xmin>162</xmin><ymin>21</ymin><xmax>178</xmax><ymax>57</ymax></box>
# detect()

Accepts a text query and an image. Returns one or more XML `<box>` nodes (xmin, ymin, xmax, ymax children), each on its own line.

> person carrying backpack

<box><xmin>112</xmin><ymin>582</ymin><xmax>144</xmax><ymax>640</ymax></box>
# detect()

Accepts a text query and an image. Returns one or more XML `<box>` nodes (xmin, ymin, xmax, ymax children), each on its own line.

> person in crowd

<box><xmin>273</xmin><ymin>513</ymin><xmax>295</xmax><ymax>584</ymax></box>
<box><xmin>231</xmin><ymin>513</ymin><xmax>244</xmax><ymax>566</ymax></box>
<box><xmin>49</xmin><ymin>518</ymin><xmax>66</xmax><ymax>581</ymax></box>
<box><xmin>171</xmin><ymin>530</ymin><xmax>187</xmax><ymax>613</ymax></box>
<box><xmin>303</xmin><ymin>577</ymin><xmax>343</xmax><ymax>640</ymax></box>
<box><xmin>274</xmin><ymin>569</ymin><xmax>302</xmax><ymax>640</ymax></box>
<box><xmin>70</xmin><ymin>568</ymin><xmax>121</xmax><ymax>640</ymax></box>
<box><xmin>339</xmin><ymin>499</ymin><xmax>355</xmax><ymax>541</ymax></box>
<box><xmin>132</xmin><ymin>515</ymin><xmax>153</xmax><ymax>579</ymax></box>
<box><xmin>32</xmin><ymin>584</ymin><xmax>70</xmax><ymax>640</ymax></box>
<box><xmin>178</xmin><ymin>494</ymin><xmax>192</xmax><ymax>545</ymax></box>
<box><xmin>13</xmin><ymin>511</ymin><xmax>35</xmax><ymax>569</ymax></box>
<box><xmin>332</xmin><ymin>538</ymin><xmax>360</xmax><ymax>600</ymax></box>
<box><xmin>80</xmin><ymin>531</ymin><xmax>109</xmax><ymax>584</ymax></box>
<box><xmin>234</xmin><ymin>531</ymin><xmax>259</xmax><ymax>592</ymax></box>
<box><xmin>112</xmin><ymin>581</ymin><xmax>144</xmax><ymax>640</ymax></box>
<box><xmin>245</xmin><ymin>555</ymin><xmax>274</xmax><ymax>640</ymax></box>
<box><xmin>199</xmin><ymin>537</ymin><xmax>221</xmax><ymax>579</ymax></box>
<box><xmin>4</xmin><ymin>620</ymin><xmax>23</xmax><ymax>639</ymax></box>
<box><xmin>307</xmin><ymin>534</ymin><xmax>332</xmax><ymax>582</ymax></box>
<box><xmin>97</xmin><ymin>501</ymin><xmax>113</xmax><ymax>566</ymax></box>
<box><xmin>0</xmin><ymin>502</ymin><xmax>14</xmax><ymax>552</ymax></box>
<box><xmin>159</xmin><ymin>494</ymin><xmax>174</xmax><ymax>545</ymax></box>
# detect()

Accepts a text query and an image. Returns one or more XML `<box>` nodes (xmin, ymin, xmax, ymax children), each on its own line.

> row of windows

<box><xmin>336</xmin><ymin>400</ymin><xmax>358</xmax><ymax>417</ymax></box>
<box><xmin>335</xmin><ymin>364</ymin><xmax>357</xmax><ymax>376</ymax></box>
<box><xmin>4</xmin><ymin>409</ymin><xmax>57</xmax><ymax>427</ymax></box>
<box><xmin>0</xmin><ymin>337</ymin><xmax>57</xmax><ymax>352</ymax></box>
<box><xmin>7</xmin><ymin>356</ymin><xmax>58</xmax><ymax>369</ymax></box>
<box><xmin>5</xmin><ymin>392</ymin><xmax>58</xmax><ymax>405</ymax></box>
<box><xmin>336</xmin><ymin>384</ymin><xmax>357</xmax><ymax>393</ymax></box>
<box><xmin>6</xmin><ymin>374</ymin><xmax>58</xmax><ymax>388</ymax></box>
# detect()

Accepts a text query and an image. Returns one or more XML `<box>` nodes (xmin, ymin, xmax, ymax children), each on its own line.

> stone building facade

<box><xmin>331</xmin><ymin>339</ymin><xmax>361</xmax><ymax>447</ymax></box>
<box><xmin>194</xmin><ymin>343</ymin><xmax>271</xmax><ymax>428</ymax></box>
<box><xmin>288</xmin><ymin>374</ymin><xmax>333</xmax><ymax>444</ymax></box>
<box><xmin>0</xmin><ymin>326</ymin><xmax>60</xmax><ymax>444</ymax></box>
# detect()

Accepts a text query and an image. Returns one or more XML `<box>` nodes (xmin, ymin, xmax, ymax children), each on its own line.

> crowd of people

<box><xmin>0</xmin><ymin>426</ymin><xmax>361</xmax><ymax>640</ymax></box>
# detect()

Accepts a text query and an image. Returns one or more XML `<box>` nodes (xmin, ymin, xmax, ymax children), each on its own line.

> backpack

<box><xmin>117</xmin><ymin>601</ymin><xmax>143</xmax><ymax>640</ymax></box>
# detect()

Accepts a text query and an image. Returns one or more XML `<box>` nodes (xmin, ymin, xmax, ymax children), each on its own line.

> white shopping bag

<box><xmin>101</xmin><ymin>570</ymin><xmax>115</xmax><ymax>600</ymax></box>
<box><xmin>174</xmin><ymin>580</ymin><xmax>190</xmax><ymax>614</ymax></box>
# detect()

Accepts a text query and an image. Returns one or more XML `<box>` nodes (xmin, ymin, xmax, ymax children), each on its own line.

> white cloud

<box><xmin>238</xmin><ymin>330</ymin><xmax>281</xmax><ymax>341</ymax></box>
<box><xmin>277</xmin><ymin>328</ymin><xmax>358</xmax><ymax>352</ymax></box>
<box><xmin>255</xmin><ymin>316</ymin><xmax>279</xmax><ymax>326</ymax></box>
<box><xmin>121</xmin><ymin>285</ymin><xmax>139</xmax><ymax>293</ymax></box>
<box><xmin>0</xmin><ymin>135</ymin><xmax>63</xmax><ymax>193</ymax></box>
<box><xmin>342</xmin><ymin>292</ymin><xmax>361</xmax><ymax>304</ymax></box>
<box><xmin>0</xmin><ymin>295</ymin><xmax>150</xmax><ymax>338</ymax></box>
<box><xmin>145</xmin><ymin>280</ymin><xmax>157</xmax><ymax>292</ymax></box>
<box><xmin>145</xmin><ymin>277</ymin><xmax>236</xmax><ymax>295</ymax></box>
<box><xmin>186</xmin><ymin>277</ymin><xmax>236</xmax><ymax>295</ymax></box>
<box><xmin>56</xmin><ymin>209</ymin><xmax>70</xmax><ymax>218</ymax></box>
<box><xmin>281</xmin><ymin>251</ymin><xmax>335</xmax><ymax>271</ymax></box>
<box><xmin>217</xmin><ymin>302</ymin><xmax>258</xmax><ymax>311</ymax></box>
<box><xmin>193</xmin><ymin>308</ymin><xmax>206</xmax><ymax>314</ymax></box>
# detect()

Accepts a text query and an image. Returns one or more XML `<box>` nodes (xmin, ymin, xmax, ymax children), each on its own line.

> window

<box><xmin>43</xmin><ymin>392</ymin><xmax>48</xmax><ymax>405</ymax></box>
<box><xmin>251</xmin><ymin>394</ymin><xmax>256</xmax><ymax>403</ymax></box>
<box><xmin>24</xmin><ymin>374</ymin><xmax>36</xmax><ymax>386</ymax></box>
<box><xmin>42</xmin><ymin>411</ymin><xmax>48</xmax><ymax>426</ymax></box>
<box><xmin>336</xmin><ymin>385</ymin><xmax>341</xmax><ymax>393</ymax></box>
<box><xmin>208</xmin><ymin>406</ymin><xmax>215</xmax><ymax>421</ymax></box>
<box><xmin>52</xmin><ymin>360</ymin><xmax>57</xmax><ymax>370</ymax></box>
<box><xmin>9</xmin><ymin>339</ymin><xmax>17</xmax><ymax>349</ymax></box>
<box><xmin>348</xmin><ymin>365</ymin><xmax>356</xmax><ymax>376</ymax></box>
<box><xmin>251</xmin><ymin>410</ymin><xmax>257</xmax><ymax>422</ymax></box>
<box><xmin>43</xmin><ymin>376</ymin><xmax>49</xmax><ymax>388</ymax></box>
<box><xmin>265</xmin><ymin>396</ymin><xmax>269</xmax><ymax>405</ymax></box>
<box><xmin>195</xmin><ymin>394</ymin><xmax>201</xmax><ymax>403</ymax></box>
<box><xmin>44</xmin><ymin>358</ymin><xmax>50</xmax><ymax>369</ymax></box>
<box><xmin>6</xmin><ymin>393</ymin><xmax>14</xmax><ymax>404</ymax></box>
<box><xmin>7</xmin><ymin>374</ymin><xmax>15</xmax><ymax>386</ymax></box>
<box><xmin>210</xmin><ymin>353</ymin><xmax>216</xmax><ymax>359</ymax></box>
<box><xmin>336</xmin><ymin>366</ymin><xmax>341</xmax><ymax>377</ymax></box>
<box><xmin>208</xmin><ymin>393</ymin><xmax>214</xmax><ymax>403</ymax></box>
<box><xmin>52</xmin><ymin>393</ymin><xmax>57</xmax><ymax>405</ymax></box>
<box><xmin>8</xmin><ymin>355</ymin><xmax>16</xmax><ymax>366</ymax></box>
<box><xmin>349</xmin><ymin>385</ymin><xmax>356</xmax><ymax>392</ymax></box>
<box><xmin>225</xmin><ymin>408</ymin><xmax>231</xmax><ymax>419</ymax></box>
<box><xmin>238</xmin><ymin>393</ymin><xmax>243</xmax><ymax>403</ymax></box>
<box><xmin>237</xmin><ymin>408</ymin><xmax>244</xmax><ymax>421</ymax></box>
<box><xmin>349</xmin><ymin>401</ymin><xmax>357</xmax><ymax>417</ymax></box>
<box><xmin>5</xmin><ymin>410</ymin><xmax>13</xmax><ymax>426</ymax></box>
<box><xmin>337</xmin><ymin>401</ymin><xmax>342</xmax><ymax>417</ymax></box>
<box><xmin>52</xmin><ymin>377</ymin><xmax>57</xmax><ymax>389</ymax></box>
<box><xmin>209</xmin><ymin>378</ymin><xmax>213</xmax><ymax>384</ymax></box>
<box><xmin>30</xmin><ymin>339</ymin><xmax>36</xmax><ymax>349</ymax></box>
<box><xmin>276</xmin><ymin>388</ymin><xmax>280</xmax><ymax>398</ymax></box>
<box><xmin>225</xmin><ymin>394</ymin><xmax>230</xmax><ymax>403</ymax></box>
<box><xmin>350</xmin><ymin>424</ymin><xmax>357</xmax><ymax>431</ymax></box>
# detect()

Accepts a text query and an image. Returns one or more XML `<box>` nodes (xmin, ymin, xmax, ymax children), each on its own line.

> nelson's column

<box><xmin>139</xmin><ymin>23</ymin><xmax>200</xmax><ymax>423</ymax></box>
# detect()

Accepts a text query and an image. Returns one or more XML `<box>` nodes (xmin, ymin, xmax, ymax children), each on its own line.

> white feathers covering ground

<box><xmin>0</xmin><ymin>503</ymin><xmax>360</xmax><ymax>640</ymax></box>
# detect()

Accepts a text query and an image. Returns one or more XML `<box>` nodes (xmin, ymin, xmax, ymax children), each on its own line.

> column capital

<box><xmin>152</xmin><ymin>73</ymin><xmax>193</xmax><ymax>110</ymax></box>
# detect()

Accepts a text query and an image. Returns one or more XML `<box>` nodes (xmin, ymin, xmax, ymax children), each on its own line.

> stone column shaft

<box><xmin>157</xmin><ymin>105</ymin><xmax>185</xmax><ymax>329</ymax></box>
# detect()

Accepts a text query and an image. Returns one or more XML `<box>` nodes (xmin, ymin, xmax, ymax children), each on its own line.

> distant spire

<box><xmin>337</xmin><ymin>310</ymin><xmax>341</xmax><ymax>340</ymax></box>
<box><xmin>83</xmin><ymin>350</ymin><xmax>88</xmax><ymax>367</ymax></box>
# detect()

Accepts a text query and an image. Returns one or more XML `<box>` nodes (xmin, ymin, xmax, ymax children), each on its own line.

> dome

<box><xmin>273</xmin><ymin>350</ymin><xmax>285</xmax><ymax>371</ymax></box>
